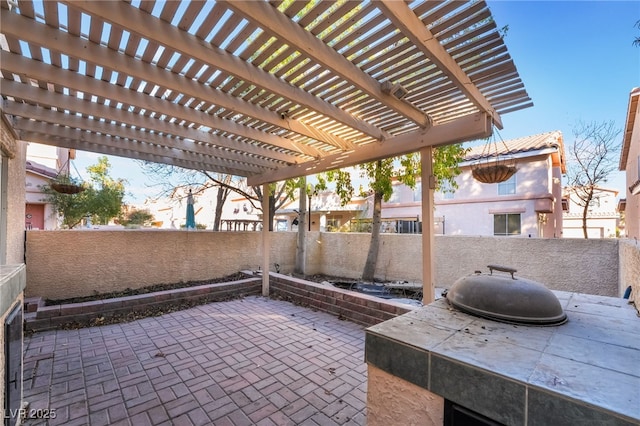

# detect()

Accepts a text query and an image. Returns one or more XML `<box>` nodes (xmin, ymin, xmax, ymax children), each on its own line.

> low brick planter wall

<box><xmin>24</xmin><ymin>278</ymin><xmax>262</xmax><ymax>332</ymax></box>
<box><xmin>269</xmin><ymin>273</ymin><xmax>417</xmax><ymax>327</ymax></box>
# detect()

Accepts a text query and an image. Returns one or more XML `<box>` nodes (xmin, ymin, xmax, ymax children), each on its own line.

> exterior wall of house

<box><xmin>619</xmin><ymin>239</ymin><xmax>640</xmax><ymax>303</ymax></box>
<box><xmin>622</xmin><ymin>98</ymin><xmax>640</xmax><ymax>239</ymax></box>
<box><xmin>1</xmin><ymin>120</ymin><xmax>26</xmax><ymax>265</ymax></box>
<box><xmin>25</xmin><ymin>172</ymin><xmax>57</xmax><ymax>230</ymax></box>
<box><xmin>1</xmin><ymin>119</ymin><xmax>27</xmax><ymax>423</ymax></box>
<box><xmin>381</xmin><ymin>153</ymin><xmax>563</xmax><ymax>237</ymax></box>
<box><xmin>563</xmin><ymin>188</ymin><xmax>619</xmax><ymax>238</ymax></box>
<box><xmin>25</xmin><ymin>231</ymin><xmax>623</xmax><ymax>300</ymax></box>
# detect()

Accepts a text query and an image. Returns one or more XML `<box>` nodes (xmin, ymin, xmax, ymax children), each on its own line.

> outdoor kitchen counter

<box><xmin>365</xmin><ymin>291</ymin><xmax>640</xmax><ymax>426</ymax></box>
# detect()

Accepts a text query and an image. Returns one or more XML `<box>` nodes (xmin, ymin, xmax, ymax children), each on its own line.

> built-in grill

<box><xmin>444</xmin><ymin>265</ymin><xmax>567</xmax><ymax>326</ymax></box>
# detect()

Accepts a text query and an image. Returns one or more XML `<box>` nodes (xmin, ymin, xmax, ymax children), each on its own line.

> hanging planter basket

<box><xmin>470</xmin><ymin>129</ymin><xmax>517</xmax><ymax>184</ymax></box>
<box><xmin>471</xmin><ymin>161</ymin><xmax>517</xmax><ymax>184</ymax></box>
<box><xmin>49</xmin><ymin>156</ymin><xmax>86</xmax><ymax>194</ymax></box>
<box><xmin>51</xmin><ymin>181</ymin><xmax>85</xmax><ymax>194</ymax></box>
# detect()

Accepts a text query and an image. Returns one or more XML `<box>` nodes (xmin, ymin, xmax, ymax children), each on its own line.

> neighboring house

<box><xmin>25</xmin><ymin>143</ymin><xmax>74</xmax><ymax>230</ymax></box>
<box><xmin>382</xmin><ymin>131</ymin><xmax>567</xmax><ymax>238</ymax></box>
<box><xmin>276</xmin><ymin>191</ymin><xmax>368</xmax><ymax>232</ymax></box>
<box><xmin>619</xmin><ymin>87</ymin><xmax>640</xmax><ymax>239</ymax></box>
<box><xmin>562</xmin><ymin>186</ymin><xmax>620</xmax><ymax>238</ymax></box>
<box><xmin>141</xmin><ymin>184</ymin><xmax>264</xmax><ymax>231</ymax></box>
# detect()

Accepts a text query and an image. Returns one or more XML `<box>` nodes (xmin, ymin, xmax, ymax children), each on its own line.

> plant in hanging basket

<box><xmin>50</xmin><ymin>175</ymin><xmax>85</xmax><ymax>194</ymax></box>
<box><xmin>471</xmin><ymin>163</ymin><xmax>517</xmax><ymax>184</ymax></box>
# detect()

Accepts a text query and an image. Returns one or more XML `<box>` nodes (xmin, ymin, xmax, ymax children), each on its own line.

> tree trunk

<box><xmin>295</xmin><ymin>179</ymin><xmax>307</xmax><ymax>275</ymax></box>
<box><xmin>268</xmin><ymin>194</ymin><xmax>276</xmax><ymax>231</ymax></box>
<box><xmin>362</xmin><ymin>190</ymin><xmax>383</xmax><ymax>282</ymax></box>
<box><xmin>582</xmin><ymin>189</ymin><xmax>593</xmax><ymax>239</ymax></box>
<box><xmin>581</xmin><ymin>205</ymin><xmax>589</xmax><ymax>239</ymax></box>
<box><xmin>213</xmin><ymin>187</ymin><xmax>228</xmax><ymax>231</ymax></box>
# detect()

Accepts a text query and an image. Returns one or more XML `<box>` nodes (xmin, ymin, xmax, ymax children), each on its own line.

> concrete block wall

<box><xmin>25</xmin><ymin>231</ymin><xmax>629</xmax><ymax>300</ymax></box>
<box><xmin>25</xmin><ymin>230</ymin><xmax>295</xmax><ymax>300</ymax></box>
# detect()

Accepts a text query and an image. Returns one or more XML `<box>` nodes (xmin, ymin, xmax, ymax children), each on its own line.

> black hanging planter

<box><xmin>471</xmin><ymin>129</ymin><xmax>517</xmax><ymax>184</ymax></box>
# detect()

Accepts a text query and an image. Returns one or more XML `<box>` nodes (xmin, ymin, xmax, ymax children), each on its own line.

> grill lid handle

<box><xmin>487</xmin><ymin>264</ymin><xmax>517</xmax><ymax>279</ymax></box>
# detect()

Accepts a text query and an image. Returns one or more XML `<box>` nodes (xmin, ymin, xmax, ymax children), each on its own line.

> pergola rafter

<box><xmin>0</xmin><ymin>0</ymin><xmax>531</xmax><ymax>187</ymax></box>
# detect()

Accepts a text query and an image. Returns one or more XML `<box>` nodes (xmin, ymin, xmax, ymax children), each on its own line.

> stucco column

<box><xmin>261</xmin><ymin>183</ymin><xmax>270</xmax><ymax>296</ymax></box>
<box><xmin>421</xmin><ymin>147</ymin><xmax>435</xmax><ymax>304</ymax></box>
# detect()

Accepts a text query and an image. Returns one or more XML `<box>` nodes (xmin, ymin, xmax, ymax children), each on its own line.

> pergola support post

<box><xmin>261</xmin><ymin>183</ymin><xmax>270</xmax><ymax>297</ymax></box>
<box><xmin>421</xmin><ymin>147</ymin><xmax>436</xmax><ymax>304</ymax></box>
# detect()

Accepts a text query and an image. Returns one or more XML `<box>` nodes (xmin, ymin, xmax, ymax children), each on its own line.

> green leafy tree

<box><xmin>316</xmin><ymin>145</ymin><xmax>467</xmax><ymax>282</ymax></box>
<box><xmin>120</xmin><ymin>209</ymin><xmax>154</xmax><ymax>227</ymax></box>
<box><xmin>42</xmin><ymin>156</ymin><xmax>126</xmax><ymax>229</ymax></box>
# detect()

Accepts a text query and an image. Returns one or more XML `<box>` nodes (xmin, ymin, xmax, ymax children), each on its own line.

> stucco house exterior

<box><xmin>562</xmin><ymin>186</ymin><xmax>620</xmax><ymax>238</ymax></box>
<box><xmin>382</xmin><ymin>131</ymin><xmax>566</xmax><ymax>237</ymax></box>
<box><xmin>25</xmin><ymin>143</ymin><xmax>74</xmax><ymax>230</ymax></box>
<box><xmin>619</xmin><ymin>87</ymin><xmax>640</xmax><ymax>239</ymax></box>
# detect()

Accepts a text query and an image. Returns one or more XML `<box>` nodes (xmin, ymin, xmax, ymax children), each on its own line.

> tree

<box><xmin>140</xmin><ymin>162</ymin><xmax>298</xmax><ymax>231</ymax></box>
<box><xmin>316</xmin><ymin>145</ymin><xmax>468</xmax><ymax>282</ymax></box>
<box><xmin>120</xmin><ymin>209</ymin><xmax>154</xmax><ymax>227</ymax></box>
<box><xmin>42</xmin><ymin>156</ymin><xmax>126</xmax><ymax>229</ymax></box>
<box><xmin>565</xmin><ymin>121</ymin><xmax>621</xmax><ymax>239</ymax></box>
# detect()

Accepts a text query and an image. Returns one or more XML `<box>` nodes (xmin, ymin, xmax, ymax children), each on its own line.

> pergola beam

<box><xmin>0</xmin><ymin>51</ymin><xmax>317</xmax><ymax>162</ymax></box>
<box><xmin>222</xmin><ymin>0</ymin><xmax>432</xmax><ymax>130</ymax></box>
<box><xmin>60</xmin><ymin>1</ymin><xmax>386</xmax><ymax>146</ymax></box>
<box><xmin>375</xmin><ymin>0</ymin><xmax>503</xmax><ymax>129</ymax></box>
<box><xmin>16</xmin><ymin>127</ymin><xmax>251</xmax><ymax>176</ymax></box>
<box><xmin>248</xmin><ymin>113</ymin><xmax>492</xmax><ymax>185</ymax></box>
<box><xmin>4</xmin><ymin>102</ymin><xmax>273</xmax><ymax>174</ymax></box>
<box><xmin>0</xmin><ymin>11</ymin><xmax>354</xmax><ymax>153</ymax></box>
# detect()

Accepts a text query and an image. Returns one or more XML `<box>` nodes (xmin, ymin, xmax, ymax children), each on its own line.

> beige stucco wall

<box><xmin>312</xmin><ymin>233</ymin><xmax>619</xmax><ymax>296</ymax></box>
<box><xmin>2</xmin><ymin>119</ymin><xmax>26</xmax><ymax>265</ymax></box>
<box><xmin>435</xmin><ymin>236</ymin><xmax>620</xmax><ymax>296</ymax></box>
<box><xmin>622</xmin><ymin>91</ymin><xmax>640</xmax><ymax>239</ymax></box>
<box><xmin>367</xmin><ymin>364</ymin><xmax>443</xmax><ymax>426</ymax></box>
<box><xmin>26</xmin><ymin>230</ymin><xmax>296</xmax><ymax>299</ymax></box>
<box><xmin>25</xmin><ymin>231</ymin><xmax>624</xmax><ymax>300</ymax></box>
<box><xmin>619</xmin><ymin>239</ymin><xmax>640</xmax><ymax>304</ymax></box>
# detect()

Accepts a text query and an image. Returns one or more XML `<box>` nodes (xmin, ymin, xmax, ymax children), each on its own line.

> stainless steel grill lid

<box><xmin>445</xmin><ymin>265</ymin><xmax>567</xmax><ymax>326</ymax></box>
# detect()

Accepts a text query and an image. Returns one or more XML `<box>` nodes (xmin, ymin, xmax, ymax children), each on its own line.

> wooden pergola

<box><xmin>0</xmin><ymin>0</ymin><xmax>531</xmax><ymax>301</ymax></box>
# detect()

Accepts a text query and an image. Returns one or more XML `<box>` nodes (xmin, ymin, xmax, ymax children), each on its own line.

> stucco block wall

<box><xmin>314</xmin><ymin>233</ymin><xmax>619</xmax><ymax>296</ymax></box>
<box><xmin>26</xmin><ymin>230</ymin><xmax>295</xmax><ymax>299</ymax></box>
<box><xmin>435</xmin><ymin>236</ymin><xmax>619</xmax><ymax>296</ymax></box>
<box><xmin>25</xmin><ymin>231</ymin><xmax>624</xmax><ymax>300</ymax></box>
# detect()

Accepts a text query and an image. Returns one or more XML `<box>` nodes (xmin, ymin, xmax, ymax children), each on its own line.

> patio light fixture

<box><xmin>381</xmin><ymin>80</ymin><xmax>409</xmax><ymax>100</ymax></box>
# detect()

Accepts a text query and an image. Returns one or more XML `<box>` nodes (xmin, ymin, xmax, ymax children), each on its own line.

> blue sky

<box><xmin>73</xmin><ymin>0</ymin><xmax>640</xmax><ymax>205</ymax></box>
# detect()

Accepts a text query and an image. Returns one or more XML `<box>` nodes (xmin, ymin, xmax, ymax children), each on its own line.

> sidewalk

<box><xmin>22</xmin><ymin>296</ymin><xmax>368</xmax><ymax>425</ymax></box>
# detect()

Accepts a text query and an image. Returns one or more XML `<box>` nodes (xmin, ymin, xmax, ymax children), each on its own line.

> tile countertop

<box><xmin>365</xmin><ymin>291</ymin><xmax>640</xmax><ymax>426</ymax></box>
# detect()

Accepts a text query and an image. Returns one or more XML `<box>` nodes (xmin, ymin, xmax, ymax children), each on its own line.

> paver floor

<box><xmin>21</xmin><ymin>296</ymin><xmax>368</xmax><ymax>426</ymax></box>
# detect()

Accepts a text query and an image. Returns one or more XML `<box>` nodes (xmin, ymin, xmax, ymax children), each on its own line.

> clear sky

<box><xmin>73</xmin><ymin>0</ymin><xmax>640</xmax><ymax>205</ymax></box>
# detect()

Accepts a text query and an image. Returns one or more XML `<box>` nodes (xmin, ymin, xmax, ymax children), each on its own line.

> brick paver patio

<box><xmin>21</xmin><ymin>296</ymin><xmax>368</xmax><ymax>426</ymax></box>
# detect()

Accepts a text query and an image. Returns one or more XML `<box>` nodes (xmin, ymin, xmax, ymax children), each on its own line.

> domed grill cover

<box><xmin>445</xmin><ymin>265</ymin><xmax>567</xmax><ymax>326</ymax></box>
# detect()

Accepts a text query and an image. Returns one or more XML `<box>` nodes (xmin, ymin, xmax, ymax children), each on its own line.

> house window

<box><xmin>493</xmin><ymin>213</ymin><xmax>521</xmax><ymax>236</ymax></box>
<box><xmin>413</xmin><ymin>185</ymin><xmax>421</xmax><ymax>202</ymax></box>
<box><xmin>327</xmin><ymin>218</ymin><xmax>340</xmax><ymax>231</ymax></box>
<box><xmin>498</xmin><ymin>174</ymin><xmax>516</xmax><ymax>195</ymax></box>
<box><xmin>439</xmin><ymin>180</ymin><xmax>454</xmax><ymax>200</ymax></box>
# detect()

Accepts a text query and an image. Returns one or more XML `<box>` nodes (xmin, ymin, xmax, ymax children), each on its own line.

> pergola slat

<box><xmin>0</xmin><ymin>0</ymin><xmax>530</xmax><ymax>183</ymax></box>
